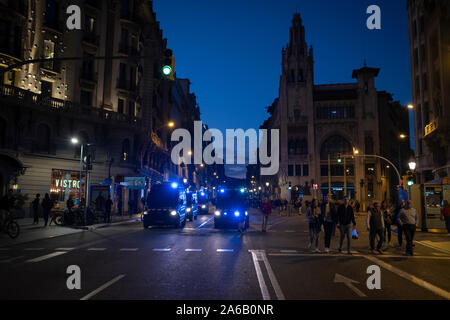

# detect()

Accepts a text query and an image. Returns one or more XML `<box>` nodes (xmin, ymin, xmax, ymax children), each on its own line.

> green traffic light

<box><xmin>162</xmin><ymin>65</ymin><xmax>172</xmax><ymax>76</ymax></box>
<box><xmin>407</xmin><ymin>181</ymin><xmax>414</xmax><ymax>186</ymax></box>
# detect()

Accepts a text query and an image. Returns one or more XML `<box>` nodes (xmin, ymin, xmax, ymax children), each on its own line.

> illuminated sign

<box><xmin>55</xmin><ymin>179</ymin><xmax>80</xmax><ymax>189</ymax></box>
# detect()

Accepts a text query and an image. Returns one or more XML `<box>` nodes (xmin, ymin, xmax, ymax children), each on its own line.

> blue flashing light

<box><xmin>220</xmin><ymin>188</ymin><xmax>225</xmax><ymax>193</ymax></box>
<box><xmin>171</xmin><ymin>182</ymin><xmax>178</xmax><ymax>189</ymax></box>
<box><xmin>234</xmin><ymin>211</ymin><xmax>240</xmax><ymax>217</ymax></box>
<box><xmin>240</xmin><ymin>188</ymin><xmax>245</xmax><ymax>193</ymax></box>
<box><xmin>200</xmin><ymin>192</ymin><xmax>205</xmax><ymax>196</ymax></box>
<box><xmin>223</xmin><ymin>212</ymin><xmax>228</xmax><ymax>216</ymax></box>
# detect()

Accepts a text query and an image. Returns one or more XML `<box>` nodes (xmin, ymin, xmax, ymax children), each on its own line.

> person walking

<box><xmin>398</xmin><ymin>200</ymin><xmax>418</xmax><ymax>256</ymax></box>
<box><xmin>307</xmin><ymin>199</ymin><xmax>323</xmax><ymax>252</ymax></box>
<box><xmin>105</xmin><ymin>195</ymin><xmax>113</xmax><ymax>223</ymax></box>
<box><xmin>322</xmin><ymin>195</ymin><xmax>337</xmax><ymax>253</ymax></box>
<box><xmin>395</xmin><ymin>200</ymin><xmax>406</xmax><ymax>247</ymax></box>
<box><xmin>381</xmin><ymin>201</ymin><xmax>393</xmax><ymax>246</ymax></box>
<box><xmin>41</xmin><ymin>193</ymin><xmax>53</xmax><ymax>227</ymax></box>
<box><xmin>261</xmin><ymin>197</ymin><xmax>272</xmax><ymax>232</ymax></box>
<box><xmin>366</xmin><ymin>202</ymin><xmax>385</xmax><ymax>254</ymax></box>
<box><xmin>441</xmin><ymin>200</ymin><xmax>450</xmax><ymax>235</ymax></box>
<box><xmin>32</xmin><ymin>193</ymin><xmax>41</xmax><ymax>225</ymax></box>
<box><xmin>337</xmin><ymin>196</ymin><xmax>356</xmax><ymax>254</ymax></box>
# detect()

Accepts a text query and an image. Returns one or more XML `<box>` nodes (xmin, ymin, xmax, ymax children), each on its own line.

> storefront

<box><xmin>50</xmin><ymin>169</ymin><xmax>85</xmax><ymax>209</ymax></box>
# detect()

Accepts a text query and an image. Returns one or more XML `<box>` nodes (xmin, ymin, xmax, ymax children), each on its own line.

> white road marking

<box><xmin>0</xmin><ymin>256</ymin><xmax>24</xmax><ymax>263</ymax></box>
<box><xmin>260</xmin><ymin>250</ymin><xmax>286</xmax><ymax>300</ymax></box>
<box><xmin>334</xmin><ymin>273</ymin><xmax>367</xmax><ymax>297</ymax></box>
<box><xmin>55</xmin><ymin>248</ymin><xmax>75</xmax><ymax>251</ymax></box>
<box><xmin>185</xmin><ymin>249</ymin><xmax>202</xmax><ymax>252</ymax></box>
<box><xmin>80</xmin><ymin>274</ymin><xmax>125</xmax><ymax>300</ymax></box>
<box><xmin>280</xmin><ymin>250</ymin><xmax>297</xmax><ymax>253</ymax></box>
<box><xmin>217</xmin><ymin>249</ymin><xmax>233</xmax><ymax>252</ymax></box>
<box><xmin>249</xmin><ymin>250</ymin><xmax>270</xmax><ymax>300</ymax></box>
<box><xmin>197</xmin><ymin>217</ymin><xmax>214</xmax><ymax>229</ymax></box>
<box><xmin>87</xmin><ymin>248</ymin><xmax>106</xmax><ymax>251</ymax></box>
<box><xmin>24</xmin><ymin>248</ymin><xmax>44</xmax><ymax>251</ymax></box>
<box><xmin>120</xmin><ymin>248</ymin><xmax>138</xmax><ymax>251</ymax></box>
<box><xmin>416</xmin><ymin>240</ymin><xmax>450</xmax><ymax>255</ymax></box>
<box><xmin>26</xmin><ymin>251</ymin><xmax>67</xmax><ymax>263</ymax></box>
<box><xmin>267</xmin><ymin>253</ymin><xmax>450</xmax><ymax>260</ymax></box>
<box><xmin>152</xmin><ymin>248</ymin><xmax>171</xmax><ymax>252</ymax></box>
<box><xmin>363</xmin><ymin>254</ymin><xmax>450</xmax><ymax>300</ymax></box>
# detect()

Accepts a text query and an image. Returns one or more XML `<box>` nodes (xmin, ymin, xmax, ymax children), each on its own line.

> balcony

<box><xmin>0</xmin><ymin>83</ymin><xmax>141</xmax><ymax>126</ymax></box>
<box><xmin>424</xmin><ymin>120</ymin><xmax>438</xmax><ymax>137</ymax></box>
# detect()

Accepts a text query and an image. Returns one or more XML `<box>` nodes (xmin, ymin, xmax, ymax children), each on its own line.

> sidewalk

<box><xmin>0</xmin><ymin>213</ymin><xmax>142</xmax><ymax>247</ymax></box>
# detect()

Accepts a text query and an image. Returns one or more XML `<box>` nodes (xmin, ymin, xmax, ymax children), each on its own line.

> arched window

<box><xmin>320</xmin><ymin>135</ymin><xmax>352</xmax><ymax>160</ymax></box>
<box><xmin>37</xmin><ymin>123</ymin><xmax>51</xmax><ymax>153</ymax></box>
<box><xmin>122</xmin><ymin>139</ymin><xmax>130</xmax><ymax>161</ymax></box>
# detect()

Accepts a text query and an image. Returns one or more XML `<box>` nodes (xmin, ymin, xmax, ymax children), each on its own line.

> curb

<box><xmin>71</xmin><ymin>218</ymin><xmax>142</xmax><ymax>230</ymax></box>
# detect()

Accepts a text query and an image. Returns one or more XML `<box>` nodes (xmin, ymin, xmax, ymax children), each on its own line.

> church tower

<box><xmin>278</xmin><ymin>13</ymin><xmax>315</xmax><ymax>200</ymax></box>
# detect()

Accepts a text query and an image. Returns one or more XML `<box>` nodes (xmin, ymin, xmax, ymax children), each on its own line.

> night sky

<box><xmin>153</xmin><ymin>0</ymin><xmax>413</xmax><ymax>177</ymax></box>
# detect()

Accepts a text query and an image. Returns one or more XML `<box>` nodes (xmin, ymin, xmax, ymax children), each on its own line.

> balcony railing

<box><xmin>0</xmin><ymin>83</ymin><xmax>141</xmax><ymax>125</ymax></box>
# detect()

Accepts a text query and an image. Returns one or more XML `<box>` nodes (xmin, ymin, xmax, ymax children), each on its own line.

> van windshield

<box><xmin>216</xmin><ymin>190</ymin><xmax>246</xmax><ymax>209</ymax></box>
<box><xmin>147</xmin><ymin>186</ymin><xmax>178</xmax><ymax>208</ymax></box>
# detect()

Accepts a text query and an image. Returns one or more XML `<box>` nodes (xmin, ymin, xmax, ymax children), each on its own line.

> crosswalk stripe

<box><xmin>55</xmin><ymin>248</ymin><xmax>75</xmax><ymax>251</ymax></box>
<box><xmin>26</xmin><ymin>251</ymin><xmax>67</xmax><ymax>263</ymax></box>
<box><xmin>217</xmin><ymin>249</ymin><xmax>233</xmax><ymax>252</ymax></box>
<box><xmin>185</xmin><ymin>249</ymin><xmax>202</xmax><ymax>252</ymax></box>
<box><xmin>87</xmin><ymin>248</ymin><xmax>106</xmax><ymax>251</ymax></box>
<box><xmin>120</xmin><ymin>248</ymin><xmax>138</xmax><ymax>251</ymax></box>
<box><xmin>153</xmin><ymin>248</ymin><xmax>171</xmax><ymax>252</ymax></box>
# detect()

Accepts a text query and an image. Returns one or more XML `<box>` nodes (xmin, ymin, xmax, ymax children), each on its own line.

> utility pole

<box><xmin>328</xmin><ymin>154</ymin><xmax>331</xmax><ymax>196</ymax></box>
<box><xmin>344</xmin><ymin>156</ymin><xmax>347</xmax><ymax>197</ymax></box>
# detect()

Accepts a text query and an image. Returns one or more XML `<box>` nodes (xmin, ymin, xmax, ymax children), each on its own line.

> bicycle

<box><xmin>0</xmin><ymin>210</ymin><xmax>20</xmax><ymax>239</ymax></box>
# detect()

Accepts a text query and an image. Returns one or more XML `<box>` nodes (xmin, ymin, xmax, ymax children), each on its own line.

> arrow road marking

<box><xmin>334</xmin><ymin>273</ymin><xmax>367</xmax><ymax>297</ymax></box>
<box><xmin>80</xmin><ymin>274</ymin><xmax>125</xmax><ymax>300</ymax></box>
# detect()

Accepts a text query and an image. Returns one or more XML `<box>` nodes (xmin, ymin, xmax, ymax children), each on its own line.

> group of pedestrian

<box><xmin>31</xmin><ymin>193</ymin><xmax>54</xmax><ymax>227</ymax></box>
<box><xmin>303</xmin><ymin>196</ymin><xmax>356</xmax><ymax>254</ymax></box>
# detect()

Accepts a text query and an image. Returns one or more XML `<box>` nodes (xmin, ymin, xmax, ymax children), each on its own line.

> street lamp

<box><xmin>265</xmin><ymin>182</ymin><xmax>269</xmax><ymax>187</ymax></box>
<box><xmin>407</xmin><ymin>104</ymin><xmax>414</xmax><ymax>110</ymax></box>
<box><xmin>408</xmin><ymin>158</ymin><xmax>417</xmax><ymax>171</ymax></box>
<box><xmin>71</xmin><ymin>137</ymin><xmax>79</xmax><ymax>144</ymax></box>
<box><xmin>399</xmin><ymin>134</ymin><xmax>407</xmax><ymax>139</ymax></box>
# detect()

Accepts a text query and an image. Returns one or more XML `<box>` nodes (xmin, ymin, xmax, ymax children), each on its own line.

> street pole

<box><xmin>328</xmin><ymin>154</ymin><xmax>331</xmax><ymax>196</ymax></box>
<box><xmin>79</xmin><ymin>144</ymin><xmax>84</xmax><ymax>205</ymax></box>
<box><xmin>344</xmin><ymin>156</ymin><xmax>347</xmax><ymax>197</ymax></box>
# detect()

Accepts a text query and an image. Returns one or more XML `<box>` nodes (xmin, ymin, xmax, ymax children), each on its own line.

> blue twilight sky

<box><xmin>152</xmin><ymin>0</ymin><xmax>413</xmax><ymax>177</ymax></box>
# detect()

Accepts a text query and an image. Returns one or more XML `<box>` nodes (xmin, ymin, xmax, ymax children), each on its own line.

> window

<box><xmin>45</xmin><ymin>0</ymin><xmax>58</xmax><ymax>29</ymax></box>
<box><xmin>316</xmin><ymin>105</ymin><xmax>355</xmax><ymax>120</ymax></box>
<box><xmin>364</xmin><ymin>135</ymin><xmax>374</xmax><ymax>155</ymax></box>
<box><xmin>366</xmin><ymin>164</ymin><xmax>375</xmax><ymax>175</ymax></box>
<box><xmin>41</xmin><ymin>80</ymin><xmax>53</xmax><ymax>97</ymax></box>
<box><xmin>295</xmin><ymin>165</ymin><xmax>301</xmax><ymax>176</ymax></box>
<box><xmin>122</xmin><ymin>139</ymin><xmax>130</xmax><ymax>161</ymax></box>
<box><xmin>121</xmin><ymin>0</ymin><xmax>129</xmax><ymax>19</ymax></box>
<box><xmin>295</xmin><ymin>139</ymin><xmax>307</xmax><ymax>155</ymax></box>
<box><xmin>288</xmin><ymin>139</ymin><xmax>295</xmax><ymax>155</ymax></box>
<box><xmin>80</xmin><ymin>90</ymin><xmax>92</xmax><ymax>106</ymax></box>
<box><xmin>85</xmin><ymin>15</ymin><xmax>95</xmax><ymax>33</ymax></box>
<box><xmin>297</xmin><ymin>69</ymin><xmax>303</xmax><ymax>82</ymax></box>
<box><xmin>320</xmin><ymin>135</ymin><xmax>352</xmax><ymax>160</ymax></box>
<box><xmin>119</xmin><ymin>63</ymin><xmax>127</xmax><ymax>88</ymax></box>
<box><xmin>288</xmin><ymin>165</ymin><xmax>294</xmax><ymax>176</ymax></box>
<box><xmin>118</xmin><ymin>98</ymin><xmax>124</xmax><ymax>114</ymax></box>
<box><xmin>320</xmin><ymin>165</ymin><xmax>328</xmax><ymax>177</ymax></box>
<box><xmin>128</xmin><ymin>101</ymin><xmax>135</xmax><ymax>117</ymax></box>
<box><xmin>82</xmin><ymin>53</ymin><xmax>94</xmax><ymax>80</ymax></box>
<box><xmin>43</xmin><ymin>40</ymin><xmax>55</xmax><ymax>70</ymax></box>
<box><xmin>303</xmin><ymin>164</ymin><xmax>309</xmax><ymax>176</ymax></box>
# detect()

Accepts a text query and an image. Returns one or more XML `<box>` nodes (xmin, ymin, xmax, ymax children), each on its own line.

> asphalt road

<box><xmin>1</xmin><ymin>210</ymin><xmax>449</xmax><ymax>300</ymax></box>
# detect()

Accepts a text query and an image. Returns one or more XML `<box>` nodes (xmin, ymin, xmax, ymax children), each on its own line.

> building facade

<box><xmin>0</xmin><ymin>0</ymin><xmax>186</xmax><ymax>213</ymax></box>
<box><xmin>261</xmin><ymin>14</ymin><xmax>411</xmax><ymax>208</ymax></box>
<box><xmin>407</xmin><ymin>0</ymin><xmax>450</xmax><ymax>183</ymax></box>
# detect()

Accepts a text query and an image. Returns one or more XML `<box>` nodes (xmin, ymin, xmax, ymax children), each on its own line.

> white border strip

<box><xmin>80</xmin><ymin>274</ymin><xmax>125</xmax><ymax>300</ymax></box>
<box><xmin>249</xmin><ymin>250</ymin><xmax>270</xmax><ymax>300</ymax></box>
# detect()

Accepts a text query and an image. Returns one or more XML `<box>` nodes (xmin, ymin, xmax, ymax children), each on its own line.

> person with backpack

<box><xmin>366</xmin><ymin>201</ymin><xmax>385</xmax><ymax>254</ymax></box>
<box><xmin>41</xmin><ymin>193</ymin><xmax>53</xmax><ymax>227</ymax></box>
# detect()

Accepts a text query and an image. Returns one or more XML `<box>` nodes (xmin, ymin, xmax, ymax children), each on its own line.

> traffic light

<box><xmin>337</xmin><ymin>153</ymin><xmax>342</xmax><ymax>163</ymax></box>
<box><xmin>161</xmin><ymin>49</ymin><xmax>175</xmax><ymax>79</ymax></box>
<box><xmin>288</xmin><ymin>181</ymin><xmax>292</xmax><ymax>190</ymax></box>
<box><xmin>406</xmin><ymin>170</ymin><xmax>415</xmax><ymax>186</ymax></box>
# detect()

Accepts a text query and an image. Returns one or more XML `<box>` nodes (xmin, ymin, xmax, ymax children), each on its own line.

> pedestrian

<box><xmin>441</xmin><ymin>200</ymin><xmax>450</xmax><ymax>235</ymax></box>
<box><xmin>355</xmin><ymin>200</ymin><xmax>360</xmax><ymax>213</ymax></box>
<box><xmin>41</xmin><ymin>193</ymin><xmax>53</xmax><ymax>227</ymax></box>
<box><xmin>261</xmin><ymin>197</ymin><xmax>272</xmax><ymax>232</ymax></box>
<box><xmin>66</xmin><ymin>196</ymin><xmax>75</xmax><ymax>225</ymax></box>
<box><xmin>337</xmin><ymin>196</ymin><xmax>356</xmax><ymax>254</ymax></box>
<box><xmin>398</xmin><ymin>200</ymin><xmax>418</xmax><ymax>256</ymax></box>
<box><xmin>32</xmin><ymin>193</ymin><xmax>41</xmax><ymax>225</ymax></box>
<box><xmin>105</xmin><ymin>195</ymin><xmax>113</xmax><ymax>223</ymax></box>
<box><xmin>381</xmin><ymin>200</ymin><xmax>393</xmax><ymax>246</ymax></box>
<box><xmin>307</xmin><ymin>199</ymin><xmax>323</xmax><ymax>252</ymax></box>
<box><xmin>395</xmin><ymin>200</ymin><xmax>406</xmax><ymax>247</ymax></box>
<box><xmin>322</xmin><ymin>195</ymin><xmax>337</xmax><ymax>253</ymax></box>
<box><xmin>366</xmin><ymin>202</ymin><xmax>385</xmax><ymax>254</ymax></box>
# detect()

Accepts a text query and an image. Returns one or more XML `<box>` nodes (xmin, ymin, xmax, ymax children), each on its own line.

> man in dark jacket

<box><xmin>41</xmin><ymin>193</ymin><xmax>53</xmax><ymax>227</ymax></box>
<box><xmin>336</xmin><ymin>196</ymin><xmax>356</xmax><ymax>254</ymax></box>
<box><xmin>366</xmin><ymin>202</ymin><xmax>385</xmax><ymax>254</ymax></box>
<box><xmin>321</xmin><ymin>196</ymin><xmax>337</xmax><ymax>253</ymax></box>
<box><xmin>32</xmin><ymin>193</ymin><xmax>41</xmax><ymax>225</ymax></box>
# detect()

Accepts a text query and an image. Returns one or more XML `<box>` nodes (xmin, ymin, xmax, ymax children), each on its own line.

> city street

<box><xmin>1</xmin><ymin>210</ymin><xmax>449</xmax><ymax>300</ymax></box>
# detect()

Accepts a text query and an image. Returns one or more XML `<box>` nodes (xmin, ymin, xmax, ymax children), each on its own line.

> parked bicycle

<box><xmin>0</xmin><ymin>211</ymin><xmax>20</xmax><ymax>239</ymax></box>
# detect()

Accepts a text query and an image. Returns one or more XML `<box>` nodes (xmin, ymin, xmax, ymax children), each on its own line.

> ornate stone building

<box><xmin>0</xmin><ymin>0</ymin><xmax>187</xmax><ymax>212</ymax></box>
<box><xmin>407</xmin><ymin>0</ymin><xmax>450</xmax><ymax>183</ymax></box>
<box><xmin>261</xmin><ymin>14</ymin><xmax>410</xmax><ymax>207</ymax></box>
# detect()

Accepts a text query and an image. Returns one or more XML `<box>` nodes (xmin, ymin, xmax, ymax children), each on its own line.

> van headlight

<box><xmin>234</xmin><ymin>211</ymin><xmax>240</xmax><ymax>217</ymax></box>
<box><xmin>170</xmin><ymin>210</ymin><xmax>177</xmax><ymax>216</ymax></box>
<box><xmin>143</xmin><ymin>211</ymin><xmax>148</xmax><ymax>215</ymax></box>
<box><xmin>214</xmin><ymin>210</ymin><xmax>221</xmax><ymax>216</ymax></box>
<box><xmin>245</xmin><ymin>211</ymin><xmax>248</xmax><ymax>216</ymax></box>
<box><xmin>187</xmin><ymin>208</ymin><xmax>191</xmax><ymax>213</ymax></box>
<box><xmin>202</xmin><ymin>205</ymin><xmax>206</xmax><ymax>209</ymax></box>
